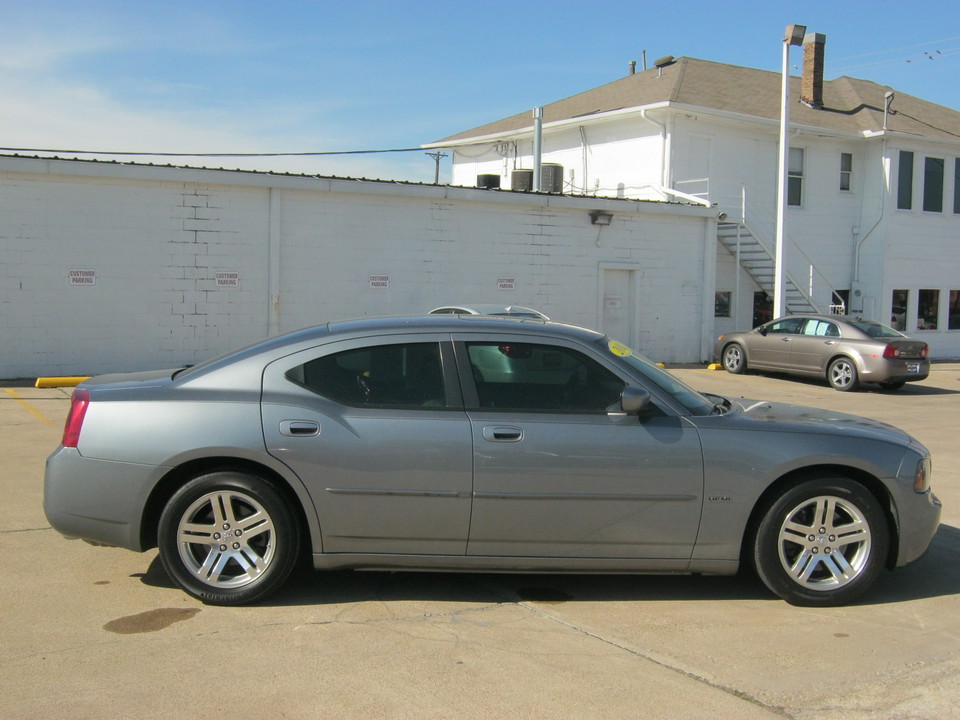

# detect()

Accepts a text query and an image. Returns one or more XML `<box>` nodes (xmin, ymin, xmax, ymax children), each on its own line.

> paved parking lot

<box><xmin>2</xmin><ymin>366</ymin><xmax>959</xmax><ymax>719</ymax></box>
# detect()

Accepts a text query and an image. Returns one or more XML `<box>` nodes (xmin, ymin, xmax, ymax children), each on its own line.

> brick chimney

<box><xmin>801</xmin><ymin>32</ymin><xmax>826</xmax><ymax>108</ymax></box>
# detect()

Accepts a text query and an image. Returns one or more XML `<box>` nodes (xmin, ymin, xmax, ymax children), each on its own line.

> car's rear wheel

<box><xmin>722</xmin><ymin>343</ymin><xmax>747</xmax><ymax>374</ymax></box>
<box><xmin>158</xmin><ymin>471</ymin><xmax>300</xmax><ymax>605</ymax></box>
<box><xmin>827</xmin><ymin>357</ymin><xmax>859</xmax><ymax>391</ymax></box>
<box><xmin>753</xmin><ymin>478</ymin><xmax>888</xmax><ymax>606</ymax></box>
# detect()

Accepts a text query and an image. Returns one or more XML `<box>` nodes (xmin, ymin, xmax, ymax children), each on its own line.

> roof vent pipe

<box><xmin>629</xmin><ymin>60</ymin><xmax>636</xmax><ymax>76</ymax></box>
<box><xmin>883</xmin><ymin>91</ymin><xmax>894</xmax><ymax>130</ymax></box>
<box><xmin>654</xmin><ymin>55</ymin><xmax>675</xmax><ymax>78</ymax></box>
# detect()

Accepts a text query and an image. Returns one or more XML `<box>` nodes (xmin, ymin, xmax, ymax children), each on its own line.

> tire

<box><xmin>158</xmin><ymin>471</ymin><xmax>300</xmax><ymax>605</ymax></box>
<box><xmin>753</xmin><ymin>478</ymin><xmax>889</xmax><ymax>607</ymax></box>
<box><xmin>722</xmin><ymin>343</ymin><xmax>747</xmax><ymax>374</ymax></box>
<box><xmin>827</xmin><ymin>357</ymin><xmax>859</xmax><ymax>392</ymax></box>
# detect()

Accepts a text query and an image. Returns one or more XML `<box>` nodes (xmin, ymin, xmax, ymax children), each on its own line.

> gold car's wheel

<box><xmin>158</xmin><ymin>471</ymin><xmax>300</xmax><ymax>605</ymax></box>
<box><xmin>722</xmin><ymin>343</ymin><xmax>746</xmax><ymax>374</ymax></box>
<box><xmin>753</xmin><ymin>477</ymin><xmax>888</xmax><ymax>607</ymax></box>
<box><xmin>827</xmin><ymin>357</ymin><xmax>859</xmax><ymax>392</ymax></box>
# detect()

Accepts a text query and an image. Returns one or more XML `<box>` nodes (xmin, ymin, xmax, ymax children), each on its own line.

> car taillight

<box><xmin>62</xmin><ymin>388</ymin><xmax>90</xmax><ymax>448</ymax></box>
<box><xmin>883</xmin><ymin>344</ymin><xmax>929</xmax><ymax>359</ymax></box>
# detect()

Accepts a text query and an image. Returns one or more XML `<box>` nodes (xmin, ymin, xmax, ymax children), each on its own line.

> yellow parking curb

<box><xmin>35</xmin><ymin>377</ymin><xmax>90</xmax><ymax>388</ymax></box>
<box><xmin>707</xmin><ymin>363</ymin><xmax>723</xmax><ymax>371</ymax></box>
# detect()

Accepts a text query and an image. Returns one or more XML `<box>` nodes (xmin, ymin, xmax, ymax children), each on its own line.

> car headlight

<box><xmin>914</xmin><ymin>457</ymin><xmax>932</xmax><ymax>493</ymax></box>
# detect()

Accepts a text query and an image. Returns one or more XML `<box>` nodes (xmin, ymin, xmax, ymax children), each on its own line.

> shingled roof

<box><xmin>433</xmin><ymin>57</ymin><xmax>960</xmax><ymax>145</ymax></box>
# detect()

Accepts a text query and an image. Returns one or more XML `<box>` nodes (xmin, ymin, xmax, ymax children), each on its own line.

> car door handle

<box><xmin>482</xmin><ymin>426</ymin><xmax>523</xmax><ymax>442</ymax></box>
<box><xmin>279</xmin><ymin>420</ymin><xmax>320</xmax><ymax>437</ymax></box>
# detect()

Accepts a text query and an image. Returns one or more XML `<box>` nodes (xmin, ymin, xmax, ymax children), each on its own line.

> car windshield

<box><xmin>596</xmin><ymin>338</ymin><xmax>715</xmax><ymax>415</ymax></box>
<box><xmin>847</xmin><ymin>320</ymin><xmax>904</xmax><ymax>339</ymax></box>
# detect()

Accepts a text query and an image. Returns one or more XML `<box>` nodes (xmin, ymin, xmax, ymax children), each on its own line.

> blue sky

<box><xmin>2</xmin><ymin>0</ymin><xmax>959</xmax><ymax>182</ymax></box>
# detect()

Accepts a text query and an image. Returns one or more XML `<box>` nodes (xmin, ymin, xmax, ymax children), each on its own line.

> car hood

<box><xmin>728</xmin><ymin>397</ymin><xmax>913</xmax><ymax>446</ymax></box>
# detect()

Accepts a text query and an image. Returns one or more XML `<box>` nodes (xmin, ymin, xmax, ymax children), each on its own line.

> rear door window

<box><xmin>287</xmin><ymin>342</ymin><xmax>447</xmax><ymax>408</ymax></box>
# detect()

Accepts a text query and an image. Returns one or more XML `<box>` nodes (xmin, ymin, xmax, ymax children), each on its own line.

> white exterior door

<box><xmin>600</xmin><ymin>267</ymin><xmax>637</xmax><ymax>347</ymax></box>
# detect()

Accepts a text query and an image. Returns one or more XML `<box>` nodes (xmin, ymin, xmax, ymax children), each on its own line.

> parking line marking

<box><xmin>3</xmin><ymin>388</ymin><xmax>57</xmax><ymax>426</ymax></box>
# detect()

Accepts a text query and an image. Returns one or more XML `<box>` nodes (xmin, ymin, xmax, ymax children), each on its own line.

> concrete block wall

<box><xmin>0</xmin><ymin>157</ymin><xmax>713</xmax><ymax>378</ymax></box>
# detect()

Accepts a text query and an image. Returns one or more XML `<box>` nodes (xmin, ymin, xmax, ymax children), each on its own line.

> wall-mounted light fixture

<box><xmin>589</xmin><ymin>210</ymin><xmax>613</xmax><ymax>226</ymax></box>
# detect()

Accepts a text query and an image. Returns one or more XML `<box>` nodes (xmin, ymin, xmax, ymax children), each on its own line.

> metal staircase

<box><xmin>717</xmin><ymin>221</ymin><xmax>820</xmax><ymax>315</ymax></box>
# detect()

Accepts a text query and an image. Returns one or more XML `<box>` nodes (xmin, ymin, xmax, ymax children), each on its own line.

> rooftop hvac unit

<box><xmin>541</xmin><ymin>163</ymin><xmax>564</xmax><ymax>193</ymax></box>
<box><xmin>511</xmin><ymin>169</ymin><xmax>533</xmax><ymax>192</ymax></box>
<box><xmin>477</xmin><ymin>174</ymin><xmax>500</xmax><ymax>189</ymax></box>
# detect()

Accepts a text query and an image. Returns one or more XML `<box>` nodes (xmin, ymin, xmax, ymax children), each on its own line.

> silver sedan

<box><xmin>45</xmin><ymin>316</ymin><xmax>940</xmax><ymax>607</ymax></box>
<box><xmin>715</xmin><ymin>315</ymin><xmax>930</xmax><ymax>391</ymax></box>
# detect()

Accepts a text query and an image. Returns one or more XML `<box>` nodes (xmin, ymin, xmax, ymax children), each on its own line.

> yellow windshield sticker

<box><xmin>608</xmin><ymin>341</ymin><xmax>632</xmax><ymax>357</ymax></box>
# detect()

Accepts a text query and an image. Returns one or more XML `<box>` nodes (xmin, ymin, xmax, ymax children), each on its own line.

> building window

<box><xmin>923</xmin><ymin>157</ymin><xmax>944</xmax><ymax>212</ymax></box>
<box><xmin>891</xmin><ymin>289</ymin><xmax>909</xmax><ymax>331</ymax></box>
<box><xmin>950</xmin><ymin>290</ymin><xmax>960</xmax><ymax>330</ymax></box>
<box><xmin>840</xmin><ymin>153</ymin><xmax>852</xmax><ymax>191</ymax></box>
<box><xmin>917</xmin><ymin>289</ymin><xmax>940</xmax><ymax>330</ymax></box>
<box><xmin>954</xmin><ymin>159</ymin><xmax>960</xmax><ymax>214</ymax></box>
<box><xmin>714</xmin><ymin>291</ymin><xmax>731</xmax><ymax>318</ymax></box>
<box><xmin>897</xmin><ymin>151</ymin><xmax>914</xmax><ymax>210</ymax></box>
<box><xmin>753</xmin><ymin>291</ymin><xmax>772</xmax><ymax>327</ymax></box>
<box><xmin>788</xmin><ymin>147</ymin><xmax>804</xmax><ymax>206</ymax></box>
<box><xmin>832</xmin><ymin>290</ymin><xmax>849</xmax><ymax>314</ymax></box>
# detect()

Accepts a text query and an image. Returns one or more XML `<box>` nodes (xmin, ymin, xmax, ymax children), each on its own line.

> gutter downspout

<box><xmin>854</xmin><ymin>136</ymin><xmax>888</xmax><ymax>285</ymax></box>
<box><xmin>532</xmin><ymin>107</ymin><xmax>543</xmax><ymax>192</ymax></box>
<box><xmin>639</xmin><ymin>108</ymin><xmax>669</xmax><ymax>192</ymax></box>
<box><xmin>268</xmin><ymin>188</ymin><xmax>281</xmax><ymax>336</ymax></box>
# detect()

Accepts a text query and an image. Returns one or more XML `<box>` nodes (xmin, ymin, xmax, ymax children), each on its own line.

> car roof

<box><xmin>177</xmin><ymin>315</ymin><xmax>603</xmax><ymax>383</ymax></box>
<box><xmin>429</xmin><ymin>304</ymin><xmax>548</xmax><ymax>318</ymax></box>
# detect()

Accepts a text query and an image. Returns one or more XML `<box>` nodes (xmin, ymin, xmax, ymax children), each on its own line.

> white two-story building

<box><xmin>426</xmin><ymin>35</ymin><xmax>960</xmax><ymax>357</ymax></box>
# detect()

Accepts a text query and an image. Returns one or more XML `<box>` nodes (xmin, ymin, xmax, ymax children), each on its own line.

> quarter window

<box><xmin>288</xmin><ymin>342</ymin><xmax>446</xmax><ymax>407</ymax></box>
<box><xmin>465</xmin><ymin>342</ymin><xmax>623</xmax><ymax>413</ymax></box>
<box><xmin>840</xmin><ymin>152</ymin><xmax>852</xmax><ymax>191</ymax></box>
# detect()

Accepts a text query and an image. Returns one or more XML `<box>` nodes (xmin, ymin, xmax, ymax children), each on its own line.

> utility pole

<box><xmin>425</xmin><ymin>151</ymin><xmax>448</xmax><ymax>184</ymax></box>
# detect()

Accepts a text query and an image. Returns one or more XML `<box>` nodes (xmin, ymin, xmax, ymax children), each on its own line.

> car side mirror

<box><xmin>757</xmin><ymin>326</ymin><xmax>768</xmax><ymax>336</ymax></box>
<box><xmin>620</xmin><ymin>386</ymin><xmax>651</xmax><ymax>415</ymax></box>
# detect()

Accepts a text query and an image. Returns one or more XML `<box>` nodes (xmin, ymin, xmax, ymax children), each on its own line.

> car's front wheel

<box><xmin>158</xmin><ymin>471</ymin><xmax>300</xmax><ymax>605</ymax></box>
<box><xmin>722</xmin><ymin>343</ymin><xmax>747</xmax><ymax>374</ymax></box>
<box><xmin>753</xmin><ymin>478</ymin><xmax>889</xmax><ymax>606</ymax></box>
<box><xmin>827</xmin><ymin>357</ymin><xmax>859</xmax><ymax>391</ymax></box>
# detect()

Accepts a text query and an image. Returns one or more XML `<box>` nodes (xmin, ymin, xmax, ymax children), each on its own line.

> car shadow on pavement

<box><xmin>137</xmin><ymin>524</ymin><xmax>960</xmax><ymax>608</ymax></box>
<box><xmin>738</xmin><ymin>371</ymin><xmax>960</xmax><ymax>396</ymax></box>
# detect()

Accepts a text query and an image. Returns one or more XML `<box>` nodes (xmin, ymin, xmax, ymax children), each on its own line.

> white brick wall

<box><xmin>0</xmin><ymin>157</ymin><xmax>714</xmax><ymax>378</ymax></box>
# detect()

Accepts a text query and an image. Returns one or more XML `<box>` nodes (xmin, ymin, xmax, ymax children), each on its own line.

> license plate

<box><xmin>907</xmin><ymin>362</ymin><xmax>920</xmax><ymax>374</ymax></box>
